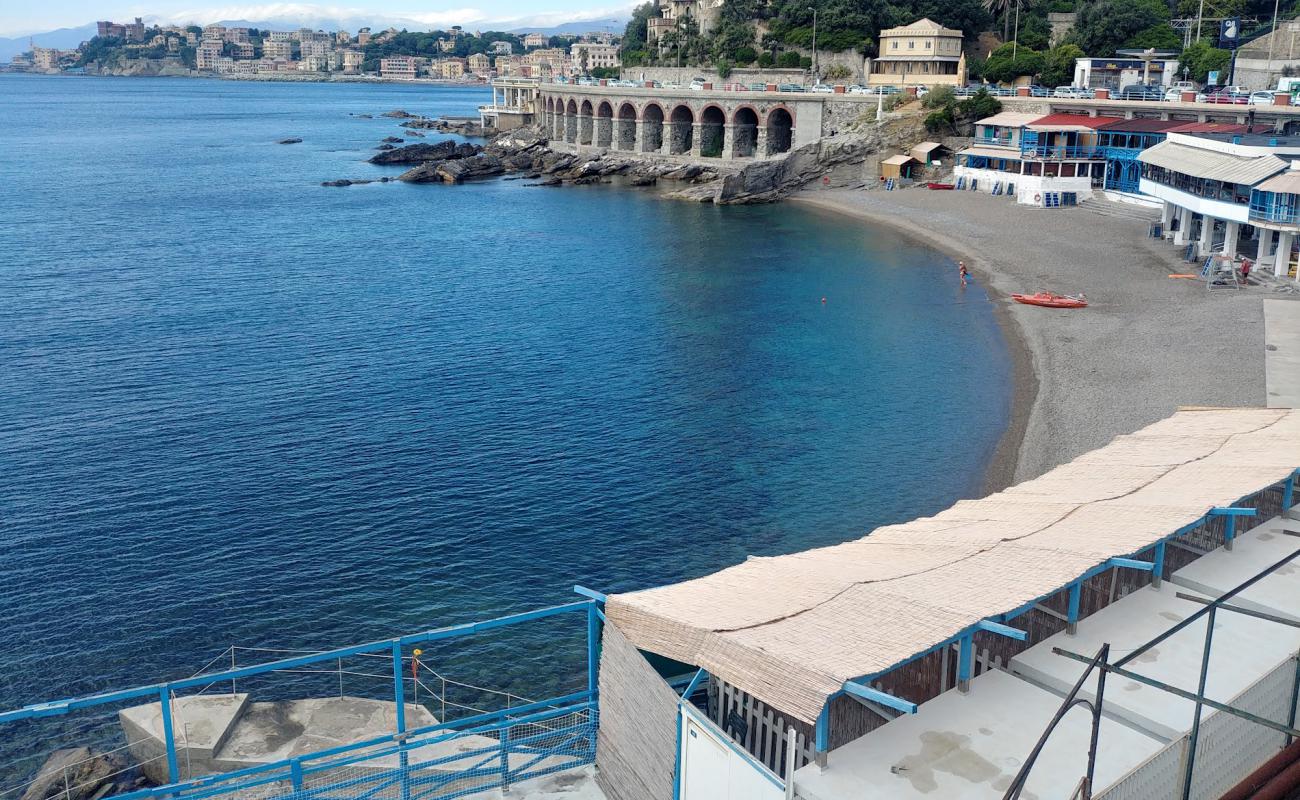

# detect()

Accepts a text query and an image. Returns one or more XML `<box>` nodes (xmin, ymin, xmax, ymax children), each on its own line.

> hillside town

<box><xmin>8</xmin><ymin>19</ymin><xmax>622</xmax><ymax>81</ymax></box>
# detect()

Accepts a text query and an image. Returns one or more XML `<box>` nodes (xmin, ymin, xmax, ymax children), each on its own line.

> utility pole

<box><xmin>811</xmin><ymin>8</ymin><xmax>818</xmax><ymax>82</ymax></box>
<box><xmin>1012</xmin><ymin>0</ymin><xmax>1021</xmax><ymax>59</ymax></box>
<box><xmin>1267</xmin><ymin>0</ymin><xmax>1281</xmax><ymax>78</ymax></box>
<box><xmin>1197</xmin><ymin>0</ymin><xmax>1205</xmax><ymax>41</ymax></box>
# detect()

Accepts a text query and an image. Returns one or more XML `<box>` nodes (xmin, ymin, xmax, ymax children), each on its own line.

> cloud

<box><xmin>145</xmin><ymin>1</ymin><xmax>632</xmax><ymax>29</ymax></box>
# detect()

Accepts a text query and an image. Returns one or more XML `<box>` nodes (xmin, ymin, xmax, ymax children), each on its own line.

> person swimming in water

<box><xmin>958</xmin><ymin>261</ymin><xmax>969</xmax><ymax>287</ymax></box>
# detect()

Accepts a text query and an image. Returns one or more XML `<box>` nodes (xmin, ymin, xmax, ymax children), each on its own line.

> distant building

<box><xmin>357</xmin><ymin>27</ymin><xmax>371</xmax><ymax>46</ymax></box>
<box><xmin>438</xmin><ymin>38</ymin><xmax>456</xmax><ymax>53</ymax></box>
<box><xmin>1073</xmin><ymin>57</ymin><xmax>1179</xmax><ymax>91</ymax></box>
<box><xmin>124</xmin><ymin>18</ymin><xmax>146</xmax><ymax>42</ymax></box>
<box><xmin>467</xmin><ymin>52</ymin><xmax>491</xmax><ymax>74</ymax></box>
<box><xmin>263</xmin><ymin>39</ymin><xmax>293</xmax><ymax>60</ymax></box>
<box><xmin>491</xmin><ymin>40</ymin><xmax>513</xmax><ymax>55</ymax></box>
<box><xmin>300</xmin><ymin>39</ymin><xmax>332</xmax><ymax>60</ymax></box>
<box><xmin>570</xmin><ymin>42</ymin><xmax>618</xmax><ymax>72</ymax></box>
<box><xmin>223</xmin><ymin>27</ymin><xmax>251</xmax><ymax>43</ymax></box>
<box><xmin>97</xmin><ymin>21</ymin><xmax>125</xmax><ymax>38</ymax></box>
<box><xmin>867</xmin><ymin>18</ymin><xmax>965</xmax><ymax>86</ymax></box>
<box><xmin>196</xmin><ymin>40</ymin><xmax>223</xmax><ymax>70</ymax></box>
<box><xmin>381</xmin><ymin>55</ymin><xmax>418</xmax><ymax>80</ymax></box>
<box><xmin>230</xmin><ymin>41</ymin><xmax>255</xmax><ymax>59</ymax></box>
<box><xmin>336</xmin><ymin>30</ymin><xmax>351</xmax><ymax>45</ymax></box>
<box><xmin>494</xmin><ymin>54</ymin><xmax>522</xmax><ymax>76</ymax></box>
<box><xmin>647</xmin><ymin>17</ymin><xmax>675</xmax><ymax>46</ymax></box>
<box><xmin>523</xmin><ymin>32</ymin><xmax>547</xmax><ymax>48</ymax></box>
<box><xmin>31</xmin><ymin>46</ymin><xmax>63</xmax><ymax>71</ymax></box>
<box><xmin>267</xmin><ymin>30</ymin><xmax>292</xmax><ymax>42</ymax></box>
<box><xmin>435</xmin><ymin>59</ymin><xmax>465</xmax><ymax>79</ymax></box>
<box><xmin>342</xmin><ymin>49</ymin><xmax>365</xmax><ymax>73</ymax></box>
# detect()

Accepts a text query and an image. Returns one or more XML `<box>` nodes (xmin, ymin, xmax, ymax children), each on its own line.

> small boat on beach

<box><xmin>927</xmin><ymin>182</ymin><xmax>955</xmax><ymax>190</ymax></box>
<box><xmin>1011</xmin><ymin>292</ymin><xmax>1088</xmax><ymax>308</ymax></box>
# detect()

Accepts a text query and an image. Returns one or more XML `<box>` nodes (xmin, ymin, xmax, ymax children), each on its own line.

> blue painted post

<box><xmin>957</xmin><ymin>635</ymin><xmax>973</xmax><ymax>693</ymax></box>
<box><xmin>500</xmin><ymin>724</ymin><xmax>511</xmax><ymax>792</ymax></box>
<box><xmin>814</xmin><ymin>702</ymin><xmax>829</xmax><ymax>768</ymax></box>
<box><xmin>1225</xmin><ymin>515</ymin><xmax>1237</xmax><ymax>551</ymax></box>
<box><xmin>586</xmin><ymin>602</ymin><xmax>600</xmax><ymax>696</ymax></box>
<box><xmin>159</xmin><ymin>688</ymin><xmax>180</xmax><ymax>785</ymax></box>
<box><xmin>1284</xmin><ymin>473</ymin><xmax>1295</xmax><ymax>514</ymax></box>
<box><xmin>391</xmin><ymin>641</ymin><xmax>410</xmax><ymax>800</ymax></box>
<box><xmin>1067</xmin><ymin>582</ymin><xmax>1081</xmax><ymax>635</ymax></box>
<box><xmin>289</xmin><ymin>761</ymin><xmax>303</xmax><ymax>792</ymax></box>
<box><xmin>1152</xmin><ymin>542</ymin><xmax>1167</xmax><ymax>589</ymax></box>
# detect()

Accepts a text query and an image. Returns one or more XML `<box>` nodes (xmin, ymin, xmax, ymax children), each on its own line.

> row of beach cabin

<box><xmin>954</xmin><ymin>111</ymin><xmax>1300</xmax><ymax>279</ymax></box>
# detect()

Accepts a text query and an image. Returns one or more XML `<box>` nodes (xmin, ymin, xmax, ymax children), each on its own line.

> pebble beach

<box><xmin>793</xmin><ymin>187</ymin><xmax>1272</xmax><ymax>489</ymax></box>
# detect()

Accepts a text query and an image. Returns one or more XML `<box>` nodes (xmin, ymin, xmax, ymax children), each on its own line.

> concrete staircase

<box><xmin>1079</xmin><ymin>196</ymin><xmax>1160</xmax><ymax>222</ymax></box>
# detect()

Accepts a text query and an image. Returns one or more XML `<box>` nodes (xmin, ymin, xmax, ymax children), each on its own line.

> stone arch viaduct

<box><xmin>538</xmin><ymin>86</ymin><xmax>829</xmax><ymax>161</ymax></box>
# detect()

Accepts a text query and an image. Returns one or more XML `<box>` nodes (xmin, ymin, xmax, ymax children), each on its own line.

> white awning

<box><xmin>1255</xmin><ymin>170</ymin><xmax>1300</xmax><ymax>194</ymax></box>
<box><xmin>958</xmin><ymin>146</ymin><xmax>1023</xmax><ymax>160</ymax></box>
<box><xmin>606</xmin><ymin>408</ymin><xmax>1300</xmax><ymax>724</ymax></box>
<box><xmin>974</xmin><ymin>111</ymin><xmax>1043</xmax><ymax>128</ymax></box>
<box><xmin>1138</xmin><ymin>140</ymin><xmax>1289</xmax><ymax>186</ymax></box>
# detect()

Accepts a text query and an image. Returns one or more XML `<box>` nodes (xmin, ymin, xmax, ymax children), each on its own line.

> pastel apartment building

<box><xmin>867</xmin><ymin>18</ymin><xmax>966</xmax><ymax>87</ymax></box>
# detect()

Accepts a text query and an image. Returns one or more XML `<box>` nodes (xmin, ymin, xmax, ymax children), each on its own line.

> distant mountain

<box><xmin>0</xmin><ymin>23</ymin><xmax>96</xmax><ymax>61</ymax></box>
<box><xmin>0</xmin><ymin>12</ymin><xmax>629</xmax><ymax>64</ymax></box>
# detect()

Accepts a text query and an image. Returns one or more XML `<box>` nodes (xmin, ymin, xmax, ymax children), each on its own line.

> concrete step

<box><xmin>119</xmin><ymin>693</ymin><xmax>251</xmax><ymax>783</ymax></box>
<box><xmin>1079</xmin><ymin>198</ymin><xmax>1159</xmax><ymax>222</ymax></box>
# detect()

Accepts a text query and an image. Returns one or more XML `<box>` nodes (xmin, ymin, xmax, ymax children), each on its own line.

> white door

<box><xmin>681</xmin><ymin>717</ymin><xmax>730</xmax><ymax>800</ymax></box>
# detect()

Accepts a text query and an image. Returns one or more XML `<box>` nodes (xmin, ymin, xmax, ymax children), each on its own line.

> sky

<box><xmin>0</xmin><ymin>0</ymin><xmax>633</xmax><ymax>37</ymax></box>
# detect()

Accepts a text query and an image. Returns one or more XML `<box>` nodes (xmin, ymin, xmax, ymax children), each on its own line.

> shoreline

<box><xmin>791</xmin><ymin>188</ymin><xmax>1270</xmax><ymax>490</ymax></box>
<box><xmin>791</xmin><ymin>193</ymin><xmax>1036</xmax><ymax>494</ymax></box>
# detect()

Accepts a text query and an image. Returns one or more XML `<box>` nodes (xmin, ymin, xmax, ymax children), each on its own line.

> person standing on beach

<box><xmin>958</xmin><ymin>261</ymin><xmax>969</xmax><ymax>287</ymax></box>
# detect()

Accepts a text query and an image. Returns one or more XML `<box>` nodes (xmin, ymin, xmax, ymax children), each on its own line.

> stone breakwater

<box><xmin>324</xmin><ymin>117</ymin><xmax>928</xmax><ymax>204</ymax></box>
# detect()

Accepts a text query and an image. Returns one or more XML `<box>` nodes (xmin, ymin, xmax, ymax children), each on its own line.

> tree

<box><xmin>778</xmin><ymin>51</ymin><xmax>802</xmax><ymax>67</ymax></box>
<box><xmin>981</xmin><ymin>42</ymin><xmax>1045</xmax><ymax>83</ymax></box>
<box><xmin>1124</xmin><ymin>23</ymin><xmax>1181</xmax><ymax>49</ymax></box>
<box><xmin>1069</xmin><ymin>0</ymin><xmax>1170</xmax><ymax>57</ymax></box>
<box><xmin>824</xmin><ymin>63</ymin><xmax>853</xmax><ymax>80</ymax></box>
<box><xmin>1040</xmin><ymin>42</ymin><xmax>1083</xmax><ymax>86</ymax></box>
<box><xmin>1180</xmin><ymin>39</ymin><xmax>1232</xmax><ymax>82</ymax></box>
<box><xmin>734</xmin><ymin>45</ymin><xmax>758</xmax><ymax>64</ymax></box>
<box><xmin>922</xmin><ymin>84</ymin><xmax>956</xmax><ymax>107</ymax></box>
<box><xmin>623</xmin><ymin>2</ymin><xmax>655</xmax><ymax>52</ymax></box>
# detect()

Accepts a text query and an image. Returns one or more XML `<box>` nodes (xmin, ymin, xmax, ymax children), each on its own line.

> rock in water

<box><xmin>20</xmin><ymin>749</ymin><xmax>124</xmax><ymax>800</ymax></box>
<box><xmin>380</xmin><ymin>136</ymin><xmax>404</xmax><ymax>143</ymax></box>
<box><xmin>375</xmin><ymin>144</ymin><xmax>396</xmax><ymax>151</ymax></box>
<box><xmin>321</xmin><ymin>179</ymin><xmax>353</xmax><ymax>187</ymax></box>
<box><xmin>382</xmin><ymin>110</ymin><xmax>415</xmax><ymax>118</ymax></box>
<box><xmin>398</xmin><ymin>154</ymin><xmax>504</xmax><ymax>183</ymax></box>
<box><xmin>277</xmin><ymin>138</ymin><xmax>302</xmax><ymax>144</ymax></box>
<box><xmin>368</xmin><ymin>141</ymin><xmax>482</xmax><ymax>165</ymax></box>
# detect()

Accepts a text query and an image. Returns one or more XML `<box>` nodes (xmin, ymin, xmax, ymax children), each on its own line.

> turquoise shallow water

<box><xmin>0</xmin><ymin>74</ymin><xmax>1010</xmax><ymax>768</ymax></box>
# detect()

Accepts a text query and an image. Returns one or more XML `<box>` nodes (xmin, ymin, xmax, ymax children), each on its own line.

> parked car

<box><xmin>847</xmin><ymin>84</ymin><xmax>869</xmax><ymax>94</ymax></box>
<box><xmin>1053</xmin><ymin>85</ymin><xmax>1079</xmax><ymax>97</ymax></box>
<box><xmin>811</xmin><ymin>84</ymin><xmax>834</xmax><ymax>93</ymax></box>
<box><xmin>1164</xmin><ymin>87</ymin><xmax>1187</xmax><ymax>101</ymax></box>
<box><xmin>1206</xmin><ymin>89</ymin><xmax>1250</xmax><ymax>104</ymax></box>
<box><xmin>749</xmin><ymin>82</ymin><xmax>768</xmax><ymax>91</ymax></box>
<box><xmin>1249</xmin><ymin>90</ymin><xmax>1276</xmax><ymax>105</ymax></box>
<box><xmin>687</xmin><ymin>77</ymin><xmax>708</xmax><ymax>90</ymax></box>
<box><xmin>1026</xmin><ymin>84</ymin><xmax>1051</xmax><ymax>97</ymax></box>
<box><xmin>1120</xmin><ymin>83</ymin><xmax>1164</xmax><ymax>101</ymax></box>
<box><xmin>777</xmin><ymin>83</ymin><xmax>805</xmax><ymax>92</ymax></box>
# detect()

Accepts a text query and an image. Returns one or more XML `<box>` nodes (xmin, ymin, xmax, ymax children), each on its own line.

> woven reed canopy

<box><xmin>606</xmin><ymin>408</ymin><xmax>1300</xmax><ymax>724</ymax></box>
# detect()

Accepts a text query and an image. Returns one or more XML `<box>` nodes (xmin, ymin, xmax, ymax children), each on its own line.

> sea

<box><xmin>0</xmin><ymin>74</ymin><xmax>1010</xmax><ymax>774</ymax></box>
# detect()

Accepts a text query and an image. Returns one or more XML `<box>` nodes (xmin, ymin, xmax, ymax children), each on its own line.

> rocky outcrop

<box><xmin>397</xmin><ymin>154</ymin><xmax>504</xmax><ymax>183</ymax></box>
<box><xmin>401</xmin><ymin>117</ymin><xmax>485</xmax><ymax>137</ymax></box>
<box><xmin>382</xmin><ymin>110</ymin><xmax>416</xmax><ymax>118</ymax></box>
<box><xmin>367</xmin><ymin>141</ymin><xmax>481</xmax><ymax>165</ymax></box>
<box><xmin>380</xmin><ymin>136</ymin><xmax>404</xmax><ymax>143</ymax></box>
<box><xmin>20</xmin><ymin>749</ymin><xmax>137</xmax><ymax>800</ymax></box>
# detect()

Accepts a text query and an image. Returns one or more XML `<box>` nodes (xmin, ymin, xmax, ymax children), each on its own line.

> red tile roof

<box><xmin>1027</xmin><ymin>112</ymin><xmax>1125</xmax><ymax>130</ymax></box>
<box><xmin>1165</xmin><ymin>121</ymin><xmax>1250</xmax><ymax>133</ymax></box>
<box><xmin>1095</xmin><ymin>118</ymin><xmax>1187</xmax><ymax>133</ymax></box>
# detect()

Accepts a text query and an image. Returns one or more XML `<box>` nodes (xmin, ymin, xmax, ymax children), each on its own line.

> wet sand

<box><xmin>793</xmin><ymin>188</ymin><xmax>1269</xmax><ymax>489</ymax></box>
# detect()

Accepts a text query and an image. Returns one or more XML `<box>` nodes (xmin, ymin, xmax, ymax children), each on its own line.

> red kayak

<box><xmin>927</xmin><ymin>182</ymin><xmax>955</xmax><ymax>190</ymax></box>
<box><xmin>1012</xmin><ymin>292</ymin><xmax>1088</xmax><ymax>308</ymax></box>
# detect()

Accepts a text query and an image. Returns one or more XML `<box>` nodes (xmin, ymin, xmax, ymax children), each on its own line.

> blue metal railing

<box><xmin>1249</xmin><ymin>192</ymin><xmax>1300</xmax><ymax>224</ymax></box>
<box><xmin>0</xmin><ymin>600</ymin><xmax>603</xmax><ymax>800</ymax></box>
<box><xmin>1020</xmin><ymin>145</ymin><xmax>1106</xmax><ymax>160</ymax></box>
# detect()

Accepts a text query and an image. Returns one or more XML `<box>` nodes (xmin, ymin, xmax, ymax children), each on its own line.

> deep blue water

<box><xmin>0</xmin><ymin>74</ymin><xmax>1010</xmax><ymax>768</ymax></box>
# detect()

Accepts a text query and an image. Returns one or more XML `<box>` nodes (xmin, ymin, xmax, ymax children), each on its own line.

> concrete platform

<box><xmin>791</xmin><ymin>669</ymin><xmax>1165</xmax><ymax>800</ymax></box>
<box><xmin>120</xmin><ymin>693</ymin><xmax>251</xmax><ymax>782</ymax></box>
<box><xmin>1009</xmin><ymin>584</ymin><xmax>1300</xmax><ymax>741</ymax></box>
<box><xmin>1170</xmin><ymin>513</ymin><xmax>1300</xmax><ymax>622</ymax></box>
<box><xmin>1264</xmin><ymin>299</ymin><xmax>1300</xmax><ymax>409</ymax></box>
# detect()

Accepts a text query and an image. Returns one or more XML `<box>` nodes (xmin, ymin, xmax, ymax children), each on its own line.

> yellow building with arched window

<box><xmin>867</xmin><ymin>18</ymin><xmax>966</xmax><ymax>87</ymax></box>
